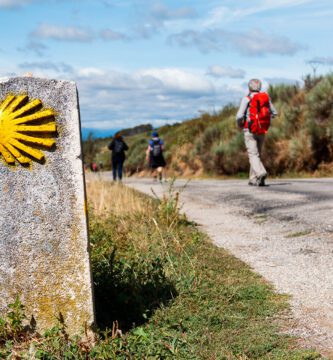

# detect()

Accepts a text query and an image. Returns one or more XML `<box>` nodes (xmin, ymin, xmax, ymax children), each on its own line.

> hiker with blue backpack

<box><xmin>146</xmin><ymin>131</ymin><xmax>166</xmax><ymax>181</ymax></box>
<box><xmin>236</xmin><ymin>79</ymin><xmax>278</xmax><ymax>187</ymax></box>
<box><xmin>108</xmin><ymin>133</ymin><xmax>129</xmax><ymax>181</ymax></box>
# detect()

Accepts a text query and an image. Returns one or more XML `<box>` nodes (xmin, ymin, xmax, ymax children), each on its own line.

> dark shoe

<box><xmin>248</xmin><ymin>181</ymin><xmax>257</xmax><ymax>186</ymax></box>
<box><xmin>257</xmin><ymin>174</ymin><xmax>267</xmax><ymax>187</ymax></box>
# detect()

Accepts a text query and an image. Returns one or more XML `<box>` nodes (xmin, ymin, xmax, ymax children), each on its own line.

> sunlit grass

<box><xmin>86</xmin><ymin>179</ymin><xmax>150</xmax><ymax>216</ymax></box>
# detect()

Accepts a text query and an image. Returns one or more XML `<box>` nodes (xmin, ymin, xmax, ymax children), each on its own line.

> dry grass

<box><xmin>86</xmin><ymin>178</ymin><xmax>185</xmax><ymax>258</ymax></box>
<box><xmin>85</xmin><ymin>180</ymin><xmax>151</xmax><ymax>216</ymax></box>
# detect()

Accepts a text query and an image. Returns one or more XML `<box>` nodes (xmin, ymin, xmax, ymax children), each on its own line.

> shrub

<box><xmin>280</xmin><ymin>104</ymin><xmax>304</xmax><ymax>137</ymax></box>
<box><xmin>125</xmin><ymin>137</ymin><xmax>148</xmax><ymax>174</ymax></box>
<box><xmin>268</xmin><ymin>83</ymin><xmax>300</xmax><ymax>103</ymax></box>
<box><xmin>194</xmin><ymin>115</ymin><xmax>240</xmax><ymax>174</ymax></box>
<box><xmin>306</xmin><ymin>74</ymin><xmax>333</xmax><ymax>124</ymax></box>
<box><xmin>303</xmin><ymin>74</ymin><xmax>323</xmax><ymax>92</ymax></box>
<box><xmin>305</xmin><ymin>74</ymin><xmax>333</xmax><ymax>165</ymax></box>
<box><xmin>213</xmin><ymin>132</ymin><xmax>248</xmax><ymax>174</ymax></box>
<box><xmin>288</xmin><ymin>132</ymin><xmax>314</xmax><ymax>171</ymax></box>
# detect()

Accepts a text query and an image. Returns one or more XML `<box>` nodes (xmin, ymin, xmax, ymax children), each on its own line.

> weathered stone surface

<box><xmin>0</xmin><ymin>77</ymin><xmax>95</xmax><ymax>334</ymax></box>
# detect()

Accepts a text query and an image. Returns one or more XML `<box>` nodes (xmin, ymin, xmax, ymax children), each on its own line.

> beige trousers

<box><xmin>244</xmin><ymin>130</ymin><xmax>267</xmax><ymax>183</ymax></box>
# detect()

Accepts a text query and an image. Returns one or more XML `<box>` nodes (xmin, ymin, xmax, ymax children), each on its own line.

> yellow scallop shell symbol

<box><xmin>0</xmin><ymin>94</ymin><xmax>57</xmax><ymax>166</ymax></box>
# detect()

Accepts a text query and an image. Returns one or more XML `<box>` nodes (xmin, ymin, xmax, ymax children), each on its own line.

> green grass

<box><xmin>0</xmin><ymin>182</ymin><xmax>323</xmax><ymax>359</ymax></box>
<box><xmin>253</xmin><ymin>213</ymin><xmax>268</xmax><ymax>224</ymax></box>
<box><xmin>285</xmin><ymin>230</ymin><xmax>312</xmax><ymax>238</ymax></box>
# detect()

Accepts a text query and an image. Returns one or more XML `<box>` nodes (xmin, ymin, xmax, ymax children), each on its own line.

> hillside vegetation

<box><xmin>84</xmin><ymin>74</ymin><xmax>333</xmax><ymax>177</ymax></box>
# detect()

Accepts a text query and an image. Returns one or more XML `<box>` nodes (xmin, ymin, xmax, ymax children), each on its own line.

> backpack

<box><xmin>152</xmin><ymin>139</ymin><xmax>162</xmax><ymax>157</ymax></box>
<box><xmin>247</xmin><ymin>92</ymin><xmax>271</xmax><ymax>135</ymax></box>
<box><xmin>114</xmin><ymin>139</ymin><xmax>124</xmax><ymax>154</ymax></box>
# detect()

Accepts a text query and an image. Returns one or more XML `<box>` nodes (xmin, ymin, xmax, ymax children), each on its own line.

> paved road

<box><xmin>100</xmin><ymin>174</ymin><xmax>333</xmax><ymax>355</ymax></box>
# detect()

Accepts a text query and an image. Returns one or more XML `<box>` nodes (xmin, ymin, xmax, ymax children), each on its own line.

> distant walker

<box><xmin>146</xmin><ymin>131</ymin><xmax>166</xmax><ymax>181</ymax></box>
<box><xmin>236</xmin><ymin>79</ymin><xmax>278</xmax><ymax>186</ymax></box>
<box><xmin>108</xmin><ymin>133</ymin><xmax>129</xmax><ymax>181</ymax></box>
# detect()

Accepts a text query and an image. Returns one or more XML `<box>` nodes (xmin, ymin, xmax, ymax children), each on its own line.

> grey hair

<box><xmin>248</xmin><ymin>79</ymin><xmax>262</xmax><ymax>92</ymax></box>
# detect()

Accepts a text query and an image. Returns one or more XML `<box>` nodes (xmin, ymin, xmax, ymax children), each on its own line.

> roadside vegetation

<box><xmin>0</xmin><ymin>181</ymin><xmax>322</xmax><ymax>359</ymax></box>
<box><xmin>85</xmin><ymin>74</ymin><xmax>333</xmax><ymax>178</ymax></box>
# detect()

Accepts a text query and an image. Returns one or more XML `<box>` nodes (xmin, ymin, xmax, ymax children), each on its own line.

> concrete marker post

<box><xmin>0</xmin><ymin>77</ymin><xmax>95</xmax><ymax>335</ymax></box>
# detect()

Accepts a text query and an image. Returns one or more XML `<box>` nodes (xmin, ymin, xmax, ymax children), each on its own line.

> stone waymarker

<box><xmin>0</xmin><ymin>77</ymin><xmax>95</xmax><ymax>334</ymax></box>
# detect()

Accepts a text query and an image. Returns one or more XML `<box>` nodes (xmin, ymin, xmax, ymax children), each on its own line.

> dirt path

<box><xmin>98</xmin><ymin>174</ymin><xmax>333</xmax><ymax>356</ymax></box>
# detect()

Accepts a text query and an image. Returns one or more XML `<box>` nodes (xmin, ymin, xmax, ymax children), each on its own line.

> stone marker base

<box><xmin>0</xmin><ymin>77</ymin><xmax>95</xmax><ymax>335</ymax></box>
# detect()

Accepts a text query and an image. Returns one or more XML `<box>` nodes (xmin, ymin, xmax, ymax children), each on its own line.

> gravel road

<box><xmin>99</xmin><ymin>174</ymin><xmax>333</xmax><ymax>356</ymax></box>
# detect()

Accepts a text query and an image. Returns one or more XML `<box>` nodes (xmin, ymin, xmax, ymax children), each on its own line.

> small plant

<box><xmin>0</xmin><ymin>296</ymin><xmax>26</xmax><ymax>343</ymax></box>
<box><xmin>0</xmin><ymin>317</ymin><xmax>6</xmax><ymax>340</ymax></box>
<box><xmin>156</xmin><ymin>180</ymin><xmax>181</xmax><ymax>228</ymax></box>
<box><xmin>7</xmin><ymin>296</ymin><xmax>26</xmax><ymax>336</ymax></box>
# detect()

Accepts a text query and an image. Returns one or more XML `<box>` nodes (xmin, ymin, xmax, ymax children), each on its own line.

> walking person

<box><xmin>108</xmin><ymin>133</ymin><xmax>129</xmax><ymax>181</ymax></box>
<box><xmin>236</xmin><ymin>79</ymin><xmax>277</xmax><ymax>186</ymax></box>
<box><xmin>146</xmin><ymin>131</ymin><xmax>166</xmax><ymax>181</ymax></box>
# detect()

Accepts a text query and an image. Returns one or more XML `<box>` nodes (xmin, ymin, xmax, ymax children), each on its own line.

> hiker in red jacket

<box><xmin>236</xmin><ymin>79</ymin><xmax>278</xmax><ymax>186</ymax></box>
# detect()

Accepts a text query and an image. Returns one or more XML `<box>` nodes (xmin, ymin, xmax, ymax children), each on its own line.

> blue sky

<box><xmin>0</xmin><ymin>0</ymin><xmax>332</xmax><ymax>130</ymax></box>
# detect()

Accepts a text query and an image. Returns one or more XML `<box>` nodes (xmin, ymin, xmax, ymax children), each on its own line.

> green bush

<box><xmin>288</xmin><ymin>132</ymin><xmax>314</xmax><ymax>171</ymax></box>
<box><xmin>268</xmin><ymin>83</ymin><xmax>300</xmax><ymax>104</ymax></box>
<box><xmin>306</xmin><ymin>74</ymin><xmax>333</xmax><ymax>128</ymax></box>
<box><xmin>213</xmin><ymin>132</ymin><xmax>248</xmax><ymax>174</ymax></box>
<box><xmin>125</xmin><ymin>137</ymin><xmax>148</xmax><ymax>174</ymax></box>
<box><xmin>305</xmin><ymin>74</ymin><xmax>333</xmax><ymax>166</ymax></box>
<box><xmin>280</xmin><ymin>104</ymin><xmax>304</xmax><ymax>138</ymax></box>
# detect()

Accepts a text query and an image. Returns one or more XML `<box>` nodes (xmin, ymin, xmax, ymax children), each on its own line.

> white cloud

<box><xmin>202</xmin><ymin>6</ymin><xmax>234</xmax><ymax>27</ymax></box>
<box><xmin>77</xmin><ymin>67</ymin><xmax>106</xmax><ymax>77</ymax></box>
<box><xmin>168</xmin><ymin>28</ymin><xmax>304</xmax><ymax>56</ymax></box>
<box><xmin>66</xmin><ymin>67</ymin><xmax>241</xmax><ymax>129</ymax></box>
<box><xmin>100</xmin><ymin>29</ymin><xmax>129</xmax><ymax>41</ymax></box>
<box><xmin>235</xmin><ymin>0</ymin><xmax>315</xmax><ymax>18</ymax></box>
<box><xmin>136</xmin><ymin>68</ymin><xmax>214</xmax><ymax>94</ymax></box>
<box><xmin>229</xmin><ymin>29</ymin><xmax>304</xmax><ymax>56</ymax></box>
<box><xmin>257</xmin><ymin>0</ymin><xmax>314</xmax><ymax>11</ymax></box>
<box><xmin>207</xmin><ymin>65</ymin><xmax>246</xmax><ymax>79</ymax></box>
<box><xmin>133</xmin><ymin>2</ymin><xmax>197</xmax><ymax>39</ymax></box>
<box><xmin>151</xmin><ymin>3</ymin><xmax>196</xmax><ymax>21</ymax></box>
<box><xmin>18</xmin><ymin>61</ymin><xmax>73</xmax><ymax>73</ymax></box>
<box><xmin>17</xmin><ymin>40</ymin><xmax>48</xmax><ymax>57</ymax></box>
<box><xmin>31</xmin><ymin>24</ymin><xmax>94</xmax><ymax>42</ymax></box>
<box><xmin>0</xmin><ymin>0</ymin><xmax>32</xmax><ymax>8</ymax></box>
<box><xmin>203</xmin><ymin>0</ymin><xmax>316</xmax><ymax>26</ymax></box>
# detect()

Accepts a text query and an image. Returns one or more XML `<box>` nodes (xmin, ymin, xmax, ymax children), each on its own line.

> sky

<box><xmin>0</xmin><ymin>0</ymin><xmax>332</xmax><ymax>131</ymax></box>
